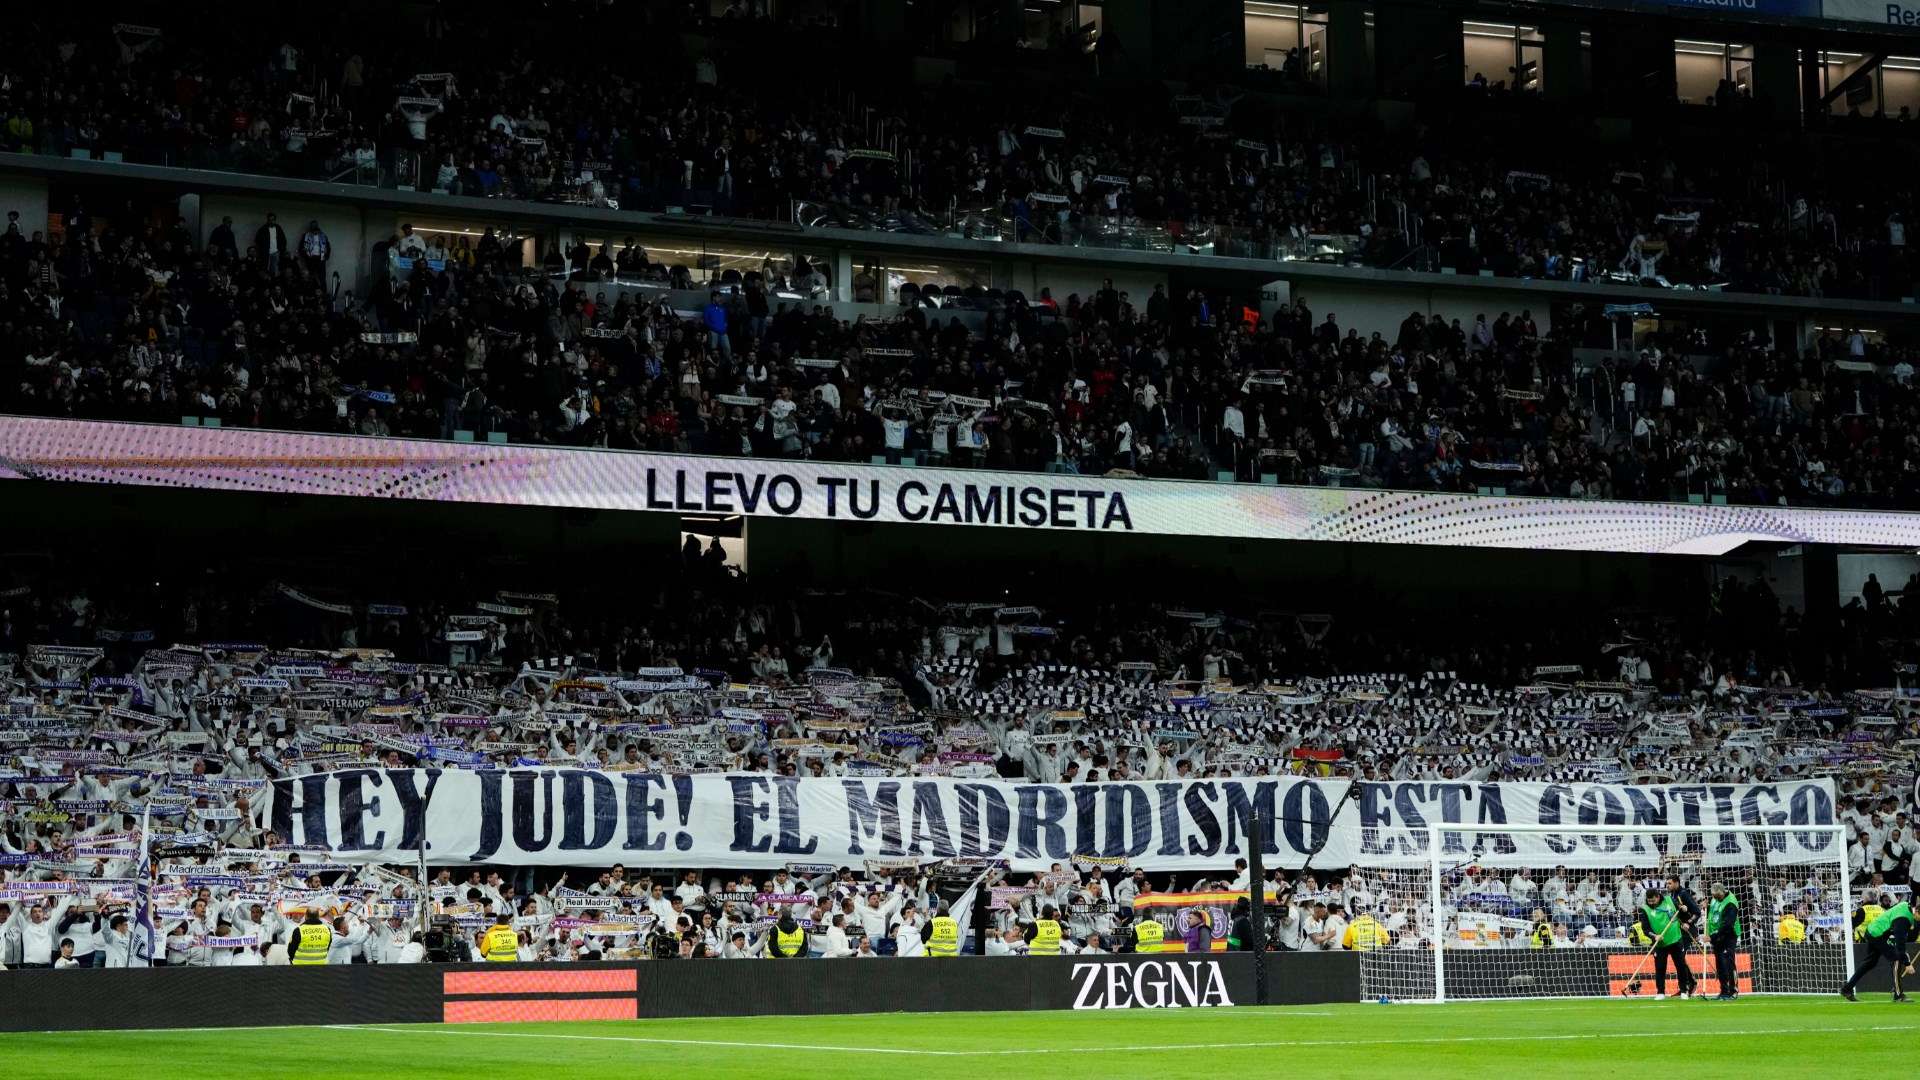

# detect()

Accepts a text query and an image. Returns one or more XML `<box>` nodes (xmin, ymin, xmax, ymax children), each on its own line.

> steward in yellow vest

<box><xmin>483</xmin><ymin>914</ymin><xmax>519</xmax><ymax>962</ymax></box>
<box><xmin>767</xmin><ymin>911</ymin><xmax>808</xmax><ymax>958</ymax></box>
<box><xmin>1027</xmin><ymin>905</ymin><xmax>1063</xmax><ymax>955</ymax></box>
<box><xmin>1131</xmin><ymin>917</ymin><xmax>1165</xmax><ymax>952</ymax></box>
<box><xmin>290</xmin><ymin>911</ymin><xmax>333</xmax><ymax>965</ymax></box>
<box><xmin>927</xmin><ymin>902</ymin><xmax>960</xmax><ymax>957</ymax></box>
<box><xmin>1855</xmin><ymin>904</ymin><xmax>1885</xmax><ymax>942</ymax></box>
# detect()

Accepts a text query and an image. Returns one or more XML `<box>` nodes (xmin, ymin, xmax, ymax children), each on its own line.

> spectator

<box><xmin>254</xmin><ymin>213</ymin><xmax>289</xmax><ymax>273</ymax></box>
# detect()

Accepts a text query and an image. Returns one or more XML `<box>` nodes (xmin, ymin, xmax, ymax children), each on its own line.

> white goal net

<box><xmin>1353</xmin><ymin>823</ymin><xmax>1850</xmax><ymax>1002</ymax></box>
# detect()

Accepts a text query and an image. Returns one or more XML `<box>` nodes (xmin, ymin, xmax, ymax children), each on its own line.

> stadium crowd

<box><xmin>0</xmin><ymin>540</ymin><xmax>1909</xmax><ymax>966</ymax></box>
<box><xmin>7</xmin><ymin>184</ymin><xmax>1920</xmax><ymax>508</ymax></box>
<box><xmin>0</xmin><ymin>11</ymin><xmax>1916</xmax><ymax>300</ymax></box>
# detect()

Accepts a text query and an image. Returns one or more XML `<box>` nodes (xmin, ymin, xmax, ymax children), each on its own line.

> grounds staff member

<box><xmin>289</xmin><ymin>909</ymin><xmax>333</xmax><ymax>965</ymax></box>
<box><xmin>483</xmin><ymin>912</ymin><xmax>519</xmax><ymax>962</ymax></box>
<box><xmin>1842</xmin><ymin>896</ymin><xmax>1915</xmax><ymax>1002</ymax></box>
<box><xmin>1705</xmin><ymin>882</ymin><xmax>1742</xmax><ymax>1000</ymax></box>
<box><xmin>1637</xmin><ymin>887</ymin><xmax>1696</xmax><ymax>999</ymax></box>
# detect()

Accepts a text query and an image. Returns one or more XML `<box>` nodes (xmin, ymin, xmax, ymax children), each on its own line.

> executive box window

<box><xmin>1020</xmin><ymin>0</ymin><xmax>1101</xmax><ymax>52</ymax></box>
<box><xmin>1245</xmin><ymin>1</ymin><xmax>1329</xmax><ymax>82</ymax></box>
<box><xmin>1673</xmin><ymin>40</ymin><xmax>1752</xmax><ymax>105</ymax></box>
<box><xmin>852</xmin><ymin>256</ymin><xmax>991</xmax><ymax>304</ymax></box>
<box><xmin>1817</xmin><ymin>52</ymin><xmax>1920</xmax><ymax>119</ymax></box>
<box><xmin>1462</xmin><ymin>22</ymin><xmax>1543</xmax><ymax>94</ymax></box>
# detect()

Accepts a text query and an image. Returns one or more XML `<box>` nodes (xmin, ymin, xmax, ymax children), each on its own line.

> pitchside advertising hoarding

<box><xmin>9</xmin><ymin>417</ymin><xmax>1920</xmax><ymax>554</ymax></box>
<box><xmin>262</xmin><ymin>770</ymin><xmax>1839</xmax><ymax>871</ymax></box>
<box><xmin>0</xmin><ymin>953</ymin><xmax>1358</xmax><ymax>1030</ymax></box>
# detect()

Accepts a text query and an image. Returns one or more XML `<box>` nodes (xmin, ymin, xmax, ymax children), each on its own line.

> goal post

<box><xmin>1352</xmin><ymin>821</ymin><xmax>1852</xmax><ymax>1003</ymax></box>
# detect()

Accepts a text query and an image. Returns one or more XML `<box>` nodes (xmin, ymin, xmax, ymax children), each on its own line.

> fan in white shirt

<box><xmin>1271</xmin><ymin>903</ymin><xmax>1306</xmax><ymax>950</ymax></box>
<box><xmin>1507</xmin><ymin>872</ymin><xmax>1537</xmax><ymax>901</ymax></box>
<box><xmin>1303</xmin><ymin>902</ymin><xmax>1347</xmax><ymax>951</ymax></box>
<box><xmin>1541</xmin><ymin>871</ymin><xmax>1570</xmax><ymax>903</ymax></box>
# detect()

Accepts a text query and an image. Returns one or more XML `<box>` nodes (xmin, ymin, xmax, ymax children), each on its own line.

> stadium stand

<box><xmin>5</xmin><ymin>190</ymin><xmax>1920</xmax><ymax>505</ymax></box>
<box><xmin>1</xmin><ymin>9</ymin><xmax>1916</xmax><ymax>298</ymax></box>
<box><xmin>0</xmin><ymin>535</ymin><xmax>1909</xmax><ymax>966</ymax></box>
<box><xmin>1</xmin><ymin>7</ymin><xmax>1918</xmax><ymax>1045</ymax></box>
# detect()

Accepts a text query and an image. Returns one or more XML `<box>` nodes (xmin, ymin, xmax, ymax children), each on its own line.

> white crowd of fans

<box><xmin>0</xmin><ymin>628</ymin><xmax>1911</xmax><ymax>967</ymax></box>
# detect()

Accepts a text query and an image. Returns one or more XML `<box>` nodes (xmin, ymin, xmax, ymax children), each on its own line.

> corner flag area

<box><xmin>13</xmin><ymin>997</ymin><xmax>1918</xmax><ymax>1080</ymax></box>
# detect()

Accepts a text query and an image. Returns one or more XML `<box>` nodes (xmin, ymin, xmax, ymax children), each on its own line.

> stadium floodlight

<box><xmin>1350</xmin><ymin>822</ymin><xmax>1851</xmax><ymax>1003</ymax></box>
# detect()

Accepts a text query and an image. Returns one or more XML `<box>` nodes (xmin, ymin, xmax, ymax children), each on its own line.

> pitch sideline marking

<box><xmin>332</xmin><ymin>1021</ymin><xmax>1920</xmax><ymax>1056</ymax></box>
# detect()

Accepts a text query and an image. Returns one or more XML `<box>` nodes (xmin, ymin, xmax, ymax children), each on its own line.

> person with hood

<box><xmin>766</xmin><ymin>907</ymin><xmax>808</xmax><ymax>958</ymax></box>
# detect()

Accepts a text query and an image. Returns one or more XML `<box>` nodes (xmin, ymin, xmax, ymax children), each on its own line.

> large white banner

<box><xmin>263</xmin><ymin>770</ymin><xmax>1840</xmax><ymax>871</ymax></box>
<box><xmin>10</xmin><ymin>417</ymin><xmax>1920</xmax><ymax>554</ymax></box>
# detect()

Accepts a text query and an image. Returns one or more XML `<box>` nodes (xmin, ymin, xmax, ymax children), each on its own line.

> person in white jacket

<box><xmin>0</xmin><ymin>903</ymin><xmax>20</xmax><ymax>966</ymax></box>
<box><xmin>207</xmin><ymin>921</ymin><xmax>245</xmax><ymax>967</ymax></box>
<box><xmin>984</xmin><ymin>928</ymin><xmax>1025</xmax><ymax>956</ymax></box>
<box><xmin>56</xmin><ymin>904</ymin><xmax>98</xmax><ymax>967</ymax></box>
<box><xmin>326</xmin><ymin>914</ymin><xmax>369</xmax><ymax>964</ymax></box>
<box><xmin>364</xmin><ymin>917</ymin><xmax>411</xmax><ymax>963</ymax></box>
<box><xmin>9</xmin><ymin>897</ymin><xmax>72</xmax><ymax>967</ymax></box>
<box><xmin>893</xmin><ymin>902</ymin><xmax>926</xmax><ymax>957</ymax></box>
<box><xmin>820</xmin><ymin>914</ymin><xmax>856</xmax><ymax>957</ymax></box>
<box><xmin>231</xmin><ymin>902</ymin><xmax>289</xmax><ymax>949</ymax></box>
<box><xmin>853</xmin><ymin>889</ymin><xmax>903</xmax><ymax>941</ymax></box>
<box><xmin>98</xmin><ymin>909</ymin><xmax>151</xmax><ymax>967</ymax></box>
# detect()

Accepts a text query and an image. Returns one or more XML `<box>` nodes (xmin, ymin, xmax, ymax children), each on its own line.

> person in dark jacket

<box><xmin>254</xmin><ymin>212</ymin><xmax>290</xmax><ymax>272</ymax></box>
<box><xmin>208</xmin><ymin>216</ymin><xmax>239</xmax><ymax>261</ymax></box>
<box><xmin>1665</xmin><ymin>873</ymin><xmax>1703</xmax><ymax>948</ymax></box>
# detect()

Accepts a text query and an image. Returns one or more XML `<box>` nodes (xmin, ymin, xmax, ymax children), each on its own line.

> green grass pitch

<box><xmin>10</xmin><ymin>996</ymin><xmax>1917</xmax><ymax>1079</ymax></box>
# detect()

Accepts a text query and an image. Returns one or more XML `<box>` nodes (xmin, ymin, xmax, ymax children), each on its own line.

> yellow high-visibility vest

<box><xmin>1856</xmin><ymin>905</ymin><xmax>1885</xmax><ymax>942</ymax></box>
<box><xmin>768</xmin><ymin>925</ymin><xmax>807</xmax><ymax>957</ymax></box>
<box><xmin>927</xmin><ymin>916</ymin><xmax>960</xmax><ymax>957</ymax></box>
<box><xmin>1133</xmin><ymin>920</ymin><xmax>1165</xmax><ymax>951</ymax></box>
<box><xmin>290</xmin><ymin>923</ymin><xmax>333</xmax><ymax>965</ymax></box>
<box><xmin>483</xmin><ymin>925</ymin><xmax>519</xmax><ymax>962</ymax></box>
<box><xmin>1030</xmin><ymin>919</ymin><xmax>1062</xmax><ymax>955</ymax></box>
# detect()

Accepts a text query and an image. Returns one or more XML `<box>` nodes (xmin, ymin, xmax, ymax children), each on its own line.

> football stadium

<box><xmin>11</xmin><ymin>0</ymin><xmax>1920</xmax><ymax>1075</ymax></box>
